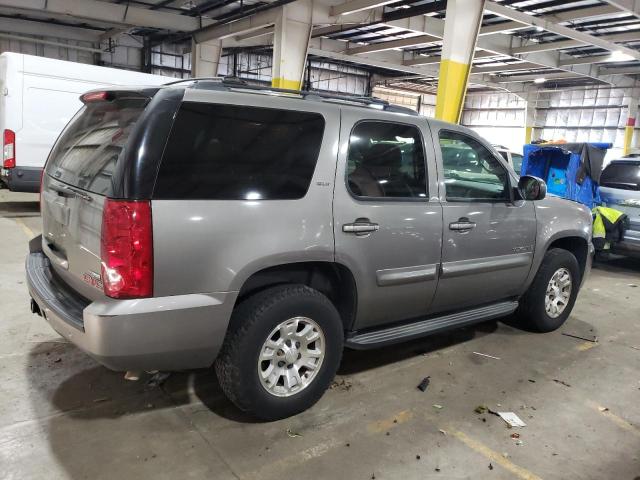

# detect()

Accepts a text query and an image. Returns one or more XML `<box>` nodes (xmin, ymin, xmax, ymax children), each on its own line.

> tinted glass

<box><xmin>46</xmin><ymin>97</ymin><xmax>149</xmax><ymax>196</ymax></box>
<box><xmin>600</xmin><ymin>162</ymin><xmax>640</xmax><ymax>191</ymax></box>
<box><xmin>512</xmin><ymin>153</ymin><xmax>523</xmax><ymax>174</ymax></box>
<box><xmin>439</xmin><ymin>131</ymin><xmax>509</xmax><ymax>201</ymax></box>
<box><xmin>347</xmin><ymin>121</ymin><xmax>427</xmax><ymax>199</ymax></box>
<box><xmin>154</xmin><ymin>103</ymin><xmax>325</xmax><ymax>200</ymax></box>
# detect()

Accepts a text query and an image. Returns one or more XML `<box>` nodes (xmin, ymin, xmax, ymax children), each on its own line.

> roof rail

<box><xmin>164</xmin><ymin>76</ymin><xmax>418</xmax><ymax>115</ymax></box>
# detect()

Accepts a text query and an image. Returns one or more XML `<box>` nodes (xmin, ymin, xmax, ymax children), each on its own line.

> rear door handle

<box><xmin>343</xmin><ymin>221</ymin><xmax>379</xmax><ymax>234</ymax></box>
<box><xmin>449</xmin><ymin>217</ymin><xmax>477</xmax><ymax>232</ymax></box>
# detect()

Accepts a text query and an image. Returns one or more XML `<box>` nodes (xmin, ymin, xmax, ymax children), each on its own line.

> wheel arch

<box><xmin>236</xmin><ymin>261</ymin><xmax>358</xmax><ymax>331</ymax></box>
<box><xmin>546</xmin><ymin>236</ymin><xmax>589</xmax><ymax>280</ymax></box>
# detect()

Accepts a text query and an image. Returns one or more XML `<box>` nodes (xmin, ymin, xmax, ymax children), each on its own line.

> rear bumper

<box><xmin>26</xmin><ymin>246</ymin><xmax>237</xmax><ymax>372</ymax></box>
<box><xmin>1</xmin><ymin>166</ymin><xmax>42</xmax><ymax>192</ymax></box>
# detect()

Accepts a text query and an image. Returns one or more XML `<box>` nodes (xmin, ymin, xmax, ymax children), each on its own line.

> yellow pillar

<box><xmin>524</xmin><ymin>92</ymin><xmax>537</xmax><ymax>145</ymax></box>
<box><xmin>271</xmin><ymin>0</ymin><xmax>312</xmax><ymax>90</ymax></box>
<box><xmin>623</xmin><ymin>100</ymin><xmax>637</xmax><ymax>156</ymax></box>
<box><xmin>435</xmin><ymin>0</ymin><xmax>485</xmax><ymax>123</ymax></box>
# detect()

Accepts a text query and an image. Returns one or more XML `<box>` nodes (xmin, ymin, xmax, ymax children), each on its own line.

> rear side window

<box><xmin>346</xmin><ymin>121</ymin><xmax>427</xmax><ymax>199</ymax></box>
<box><xmin>46</xmin><ymin>97</ymin><xmax>149</xmax><ymax>196</ymax></box>
<box><xmin>600</xmin><ymin>162</ymin><xmax>640</xmax><ymax>191</ymax></box>
<box><xmin>154</xmin><ymin>103</ymin><xmax>325</xmax><ymax>200</ymax></box>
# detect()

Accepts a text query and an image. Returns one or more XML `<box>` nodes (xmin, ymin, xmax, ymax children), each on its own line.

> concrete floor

<box><xmin>1</xmin><ymin>189</ymin><xmax>640</xmax><ymax>480</ymax></box>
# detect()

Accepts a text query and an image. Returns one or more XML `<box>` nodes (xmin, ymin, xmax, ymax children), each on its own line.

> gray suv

<box><xmin>26</xmin><ymin>79</ymin><xmax>593</xmax><ymax>420</ymax></box>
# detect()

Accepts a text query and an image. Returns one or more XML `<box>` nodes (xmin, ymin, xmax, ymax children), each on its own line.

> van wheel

<box><xmin>516</xmin><ymin>248</ymin><xmax>580</xmax><ymax>332</ymax></box>
<box><xmin>215</xmin><ymin>284</ymin><xmax>343</xmax><ymax>421</ymax></box>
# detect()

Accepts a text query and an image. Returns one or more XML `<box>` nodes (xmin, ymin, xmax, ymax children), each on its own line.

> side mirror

<box><xmin>517</xmin><ymin>175</ymin><xmax>547</xmax><ymax>201</ymax></box>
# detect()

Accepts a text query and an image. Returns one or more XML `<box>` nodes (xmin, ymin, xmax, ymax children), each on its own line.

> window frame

<box><xmin>152</xmin><ymin>101</ymin><xmax>327</xmax><ymax>201</ymax></box>
<box><xmin>438</xmin><ymin>129</ymin><xmax>513</xmax><ymax>203</ymax></box>
<box><xmin>344</xmin><ymin>119</ymin><xmax>430</xmax><ymax>203</ymax></box>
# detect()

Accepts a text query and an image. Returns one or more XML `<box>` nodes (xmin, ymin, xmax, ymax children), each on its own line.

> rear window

<box><xmin>600</xmin><ymin>162</ymin><xmax>640</xmax><ymax>191</ymax></box>
<box><xmin>153</xmin><ymin>103</ymin><xmax>325</xmax><ymax>200</ymax></box>
<box><xmin>45</xmin><ymin>97</ymin><xmax>149</xmax><ymax>196</ymax></box>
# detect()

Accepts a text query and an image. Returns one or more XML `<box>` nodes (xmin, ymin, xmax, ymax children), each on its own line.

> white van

<box><xmin>0</xmin><ymin>52</ymin><xmax>172</xmax><ymax>192</ymax></box>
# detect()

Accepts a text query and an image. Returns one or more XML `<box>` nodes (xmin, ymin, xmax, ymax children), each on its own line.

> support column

<box><xmin>191</xmin><ymin>38</ymin><xmax>222</xmax><ymax>77</ymax></box>
<box><xmin>524</xmin><ymin>92</ymin><xmax>538</xmax><ymax>145</ymax></box>
<box><xmin>435</xmin><ymin>0</ymin><xmax>485</xmax><ymax>123</ymax></box>
<box><xmin>624</xmin><ymin>99</ymin><xmax>638</xmax><ymax>156</ymax></box>
<box><xmin>271</xmin><ymin>0</ymin><xmax>312</xmax><ymax>90</ymax></box>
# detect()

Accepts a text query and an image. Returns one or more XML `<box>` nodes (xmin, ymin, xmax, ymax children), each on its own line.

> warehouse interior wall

<box><xmin>2</xmin><ymin>34</ymin><xmax>638</xmax><ymax>159</ymax></box>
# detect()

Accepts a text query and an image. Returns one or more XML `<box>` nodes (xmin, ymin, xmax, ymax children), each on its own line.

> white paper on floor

<box><xmin>497</xmin><ymin>411</ymin><xmax>527</xmax><ymax>427</ymax></box>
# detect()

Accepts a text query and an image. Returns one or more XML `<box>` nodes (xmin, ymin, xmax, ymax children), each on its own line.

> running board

<box><xmin>345</xmin><ymin>300</ymin><xmax>519</xmax><ymax>349</ymax></box>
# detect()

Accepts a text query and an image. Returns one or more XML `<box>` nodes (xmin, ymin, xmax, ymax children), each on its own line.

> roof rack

<box><xmin>163</xmin><ymin>76</ymin><xmax>418</xmax><ymax>116</ymax></box>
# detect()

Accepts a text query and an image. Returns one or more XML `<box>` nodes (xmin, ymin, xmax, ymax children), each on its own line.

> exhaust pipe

<box><xmin>30</xmin><ymin>299</ymin><xmax>42</xmax><ymax>317</ymax></box>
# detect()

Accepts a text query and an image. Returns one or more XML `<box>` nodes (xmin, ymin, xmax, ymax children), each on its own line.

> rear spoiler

<box><xmin>80</xmin><ymin>87</ymin><xmax>161</xmax><ymax>104</ymax></box>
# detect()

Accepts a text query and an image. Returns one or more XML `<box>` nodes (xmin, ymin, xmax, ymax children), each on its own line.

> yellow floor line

<box><xmin>449</xmin><ymin>429</ymin><xmax>544</xmax><ymax>480</ymax></box>
<box><xmin>576</xmin><ymin>341</ymin><xmax>598</xmax><ymax>351</ymax></box>
<box><xmin>367</xmin><ymin>409</ymin><xmax>413</xmax><ymax>434</ymax></box>
<box><xmin>586</xmin><ymin>401</ymin><xmax>640</xmax><ymax>438</ymax></box>
<box><xmin>14</xmin><ymin>217</ymin><xmax>35</xmax><ymax>238</ymax></box>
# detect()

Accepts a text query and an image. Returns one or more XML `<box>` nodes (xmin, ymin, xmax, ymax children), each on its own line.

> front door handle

<box><xmin>343</xmin><ymin>220</ymin><xmax>379</xmax><ymax>235</ymax></box>
<box><xmin>449</xmin><ymin>217</ymin><xmax>477</xmax><ymax>232</ymax></box>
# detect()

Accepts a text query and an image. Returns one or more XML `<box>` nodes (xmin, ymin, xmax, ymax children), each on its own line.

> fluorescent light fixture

<box><xmin>534</xmin><ymin>77</ymin><xmax>546</xmax><ymax>84</ymax></box>
<box><xmin>608</xmin><ymin>50</ymin><xmax>634</xmax><ymax>62</ymax></box>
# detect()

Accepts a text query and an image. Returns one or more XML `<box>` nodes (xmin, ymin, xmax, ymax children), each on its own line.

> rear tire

<box><xmin>516</xmin><ymin>248</ymin><xmax>580</xmax><ymax>332</ymax></box>
<box><xmin>215</xmin><ymin>284</ymin><xmax>343</xmax><ymax>421</ymax></box>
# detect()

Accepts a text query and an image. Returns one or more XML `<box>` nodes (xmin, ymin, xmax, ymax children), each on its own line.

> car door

<box><xmin>429</xmin><ymin>126</ymin><xmax>536</xmax><ymax>313</ymax></box>
<box><xmin>334</xmin><ymin>108</ymin><xmax>443</xmax><ymax>330</ymax></box>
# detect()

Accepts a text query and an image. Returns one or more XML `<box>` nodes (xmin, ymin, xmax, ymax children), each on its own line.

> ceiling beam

<box><xmin>602</xmin><ymin>0</ymin><xmax>640</xmax><ymax>19</ymax></box>
<box><xmin>485</xmin><ymin>0</ymin><xmax>640</xmax><ymax>60</ymax></box>
<box><xmin>512</xmin><ymin>30</ymin><xmax>640</xmax><ymax>54</ymax></box>
<box><xmin>558</xmin><ymin>54</ymin><xmax>615</xmax><ymax>66</ymax></box>
<box><xmin>478</xmin><ymin>4</ymin><xmax>620</xmax><ymax>35</ymax></box>
<box><xmin>345</xmin><ymin>34</ymin><xmax>440</xmax><ymax>55</ymax></box>
<box><xmin>330</xmin><ymin>0</ymin><xmax>401</xmax><ymax>16</ymax></box>
<box><xmin>470</xmin><ymin>61</ymin><xmax>545</xmax><ymax>75</ymax></box>
<box><xmin>599</xmin><ymin>65</ymin><xmax>640</xmax><ymax>74</ymax></box>
<box><xmin>0</xmin><ymin>0</ymin><xmax>209</xmax><ymax>32</ymax></box>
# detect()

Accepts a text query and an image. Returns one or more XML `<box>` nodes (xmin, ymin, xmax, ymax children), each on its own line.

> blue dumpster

<box><xmin>521</xmin><ymin>142</ymin><xmax>611</xmax><ymax>208</ymax></box>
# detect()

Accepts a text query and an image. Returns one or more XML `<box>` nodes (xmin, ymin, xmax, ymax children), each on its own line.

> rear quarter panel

<box><xmin>151</xmin><ymin>90</ymin><xmax>340</xmax><ymax>296</ymax></box>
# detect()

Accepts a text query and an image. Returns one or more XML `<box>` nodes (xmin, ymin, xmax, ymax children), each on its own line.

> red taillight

<box><xmin>3</xmin><ymin>129</ymin><xmax>15</xmax><ymax>168</ymax></box>
<box><xmin>100</xmin><ymin>199</ymin><xmax>153</xmax><ymax>299</ymax></box>
<box><xmin>81</xmin><ymin>91</ymin><xmax>111</xmax><ymax>103</ymax></box>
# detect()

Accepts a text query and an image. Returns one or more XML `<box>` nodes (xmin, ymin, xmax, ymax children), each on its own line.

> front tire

<box><xmin>516</xmin><ymin>248</ymin><xmax>580</xmax><ymax>332</ymax></box>
<box><xmin>215</xmin><ymin>284</ymin><xmax>343</xmax><ymax>421</ymax></box>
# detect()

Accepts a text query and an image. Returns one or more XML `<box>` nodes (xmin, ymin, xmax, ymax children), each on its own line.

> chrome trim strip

<box><xmin>441</xmin><ymin>253</ymin><xmax>532</xmax><ymax>279</ymax></box>
<box><xmin>376</xmin><ymin>264</ymin><xmax>438</xmax><ymax>286</ymax></box>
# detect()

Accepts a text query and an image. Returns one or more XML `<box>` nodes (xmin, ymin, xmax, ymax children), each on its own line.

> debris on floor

<box><xmin>92</xmin><ymin>397</ymin><xmax>110</xmax><ymax>403</ymax></box>
<box><xmin>598</xmin><ymin>407</ymin><xmax>610</xmax><ymax>413</ymax></box>
<box><xmin>562</xmin><ymin>320</ymin><xmax>598</xmax><ymax>343</ymax></box>
<box><xmin>515</xmin><ymin>440</ymin><xmax>524</xmax><ymax>446</ymax></box>
<box><xmin>497</xmin><ymin>412</ymin><xmax>527</xmax><ymax>428</ymax></box>
<box><xmin>510</xmin><ymin>432</ymin><xmax>520</xmax><ymax>439</ymax></box>
<box><xmin>472</xmin><ymin>352</ymin><xmax>501</xmax><ymax>360</ymax></box>
<box><xmin>475</xmin><ymin>405</ymin><xmax>488</xmax><ymax>414</ymax></box>
<box><xmin>553</xmin><ymin>379</ymin><xmax>571</xmax><ymax>387</ymax></box>
<box><xmin>417</xmin><ymin>376</ymin><xmax>431</xmax><ymax>392</ymax></box>
<box><xmin>330</xmin><ymin>378</ymin><xmax>353</xmax><ymax>391</ymax></box>
<box><xmin>488</xmin><ymin>463</ymin><xmax>494</xmax><ymax>470</ymax></box>
<box><xmin>286</xmin><ymin>428</ymin><xmax>302</xmax><ymax>438</ymax></box>
<box><xmin>438</xmin><ymin>429</ymin><xmax>447</xmax><ymax>436</ymax></box>
<box><xmin>146</xmin><ymin>371</ymin><xmax>171</xmax><ymax>388</ymax></box>
<box><xmin>432</xmin><ymin>404</ymin><xmax>443</xmax><ymax>410</ymax></box>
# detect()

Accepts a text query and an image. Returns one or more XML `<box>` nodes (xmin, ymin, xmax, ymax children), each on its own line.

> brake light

<box><xmin>100</xmin><ymin>199</ymin><xmax>153</xmax><ymax>298</ymax></box>
<box><xmin>3</xmin><ymin>129</ymin><xmax>15</xmax><ymax>168</ymax></box>
<box><xmin>81</xmin><ymin>91</ymin><xmax>111</xmax><ymax>103</ymax></box>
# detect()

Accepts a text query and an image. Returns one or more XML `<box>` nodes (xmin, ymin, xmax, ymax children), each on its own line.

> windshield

<box><xmin>45</xmin><ymin>97</ymin><xmax>149</xmax><ymax>196</ymax></box>
<box><xmin>600</xmin><ymin>162</ymin><xmax>640</xmax><ymax>191</ymax></box>
<box><xmin>512</xmin><ymin>153</ymin><xmax>523</xmax><ymax>174</ymax></box>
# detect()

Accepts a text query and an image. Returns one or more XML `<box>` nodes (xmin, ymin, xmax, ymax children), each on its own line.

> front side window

<box><xmin>346</xmin><ymin>121</ymin><xmax>427</xmax><ymax>199</ymax></box>
<box><xmin>154</xmin><ymin>103</ymin><xmax>325</xmax><ymax>200</ymax></box>
<box><xmin>438</xmin><ymin>131</ymin><xmax>509</xmax><ymax>201</ymax></box>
